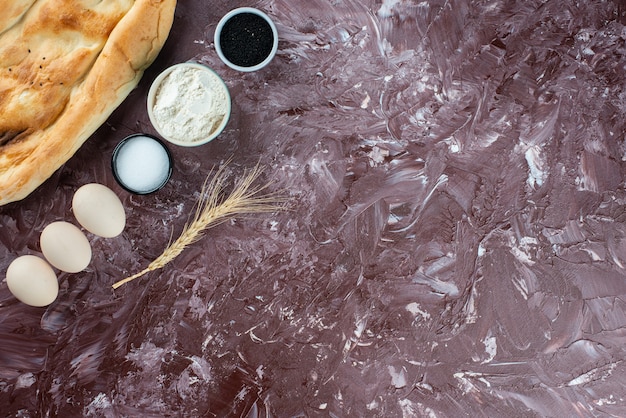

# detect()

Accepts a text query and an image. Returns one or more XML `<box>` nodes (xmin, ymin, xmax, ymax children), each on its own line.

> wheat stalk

<box><xmin>112</xmin><ymin>164</ymin><xmax>282</xmax><ymax>289</ymax></box>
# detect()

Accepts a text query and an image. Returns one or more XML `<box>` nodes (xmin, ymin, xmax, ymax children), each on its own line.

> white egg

<box><xmin>6</xmin><ymin>255</ymin><xmax>59</xmax><ymax>307</ymax></box>
<box><xmin>40</xmin><ymin>221</ymin><xmax>92</xmax><ymax>273</ymax></box>
<box><xmin>72</xmin><ymin>183</ymin><xmax>126</xmax><ymax>238</ymax></box>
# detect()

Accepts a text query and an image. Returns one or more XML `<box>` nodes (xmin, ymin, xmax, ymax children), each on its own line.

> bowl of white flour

<box><xmin>147</xmin><ymin>62</ymin><xmax>231</xmax><ymax>147</ymax></box>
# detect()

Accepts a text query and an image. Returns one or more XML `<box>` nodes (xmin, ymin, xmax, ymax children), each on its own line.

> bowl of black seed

<box><xmin>214</xmin><ymin>7</ymin><xmax>278</xmax><ymax>72</ymax></box>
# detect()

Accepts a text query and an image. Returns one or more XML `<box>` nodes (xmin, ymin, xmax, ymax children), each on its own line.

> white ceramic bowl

<box><xmin>214</xmin><ymin>7</ymin><xmax>279</xmax><ymax>72</ymax></box>
<box><xmin>147</xmin><ymin>62</ymin><xmax>231</xmax><ymax>147</ymax></box>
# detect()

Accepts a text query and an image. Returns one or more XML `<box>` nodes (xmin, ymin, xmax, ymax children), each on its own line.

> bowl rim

<box><xmin>146</xmin><ymin>62</ymin><xmax>231</xmax><ymax>147</ymax></box>
<box><xmin>214</xmin><ymin>7</ymin><xmax>279</xmax><ymax>72</ymax></box>
<box><xmin>111</xmin><ymin>133</ymin><xmax>173</xmax><ymax>194</ymax></box>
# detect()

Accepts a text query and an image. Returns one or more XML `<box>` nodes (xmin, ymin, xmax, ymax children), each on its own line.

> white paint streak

<box><xmin>482</xmin><ymin>335</ymin><xmax>497</xmax><ymax>364</ymax></box>
<box><xmin>525</xmin><ymin>145</ymin><xmax>548</xmax><ymax>188</ymax></box>
<box><xmin>406</xmin><ymin>302</ymin><xmax>431</xmax><ymax>321</ymax></box>
<box><xmin>389</xmin><ymin>365</ymin><xmax>408</xmax><ymax>388</ymax></box>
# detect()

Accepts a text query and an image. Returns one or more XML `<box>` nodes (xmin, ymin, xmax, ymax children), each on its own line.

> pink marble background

<box><xmin>2</xmin><ymin>0</ymin><xmax>626</xmax><ymax>416</ymax></box>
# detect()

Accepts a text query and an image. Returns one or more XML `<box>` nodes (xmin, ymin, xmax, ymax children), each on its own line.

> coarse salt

<box><xmin>113</xmin><ymin>135</ymin><xmax>171</xmax><ymax>194</ymax></box>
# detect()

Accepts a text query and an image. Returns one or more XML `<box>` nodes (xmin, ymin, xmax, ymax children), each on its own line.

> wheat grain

<box><xmin>112</xmin><ymin>164</ymin><xmax>282</xmax><ymax>289</ymax></box>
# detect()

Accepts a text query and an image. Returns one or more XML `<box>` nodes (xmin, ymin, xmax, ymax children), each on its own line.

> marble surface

<box><xmin>3</xmin><ymin>0</ymin><xmax>626</xmax><ymax>416</ymax></box>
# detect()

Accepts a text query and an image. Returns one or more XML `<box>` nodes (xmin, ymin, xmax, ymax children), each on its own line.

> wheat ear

<box><xmin>112</xmin><ymin>164</ymin><xmax>281</xmax><ymax>289</ymax></box>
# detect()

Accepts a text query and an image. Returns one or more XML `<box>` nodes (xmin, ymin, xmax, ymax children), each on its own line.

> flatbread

<box><xmin>0</xmin><ymin>0</ymin><xmax>177</xmax><ymax>205</ymax></box>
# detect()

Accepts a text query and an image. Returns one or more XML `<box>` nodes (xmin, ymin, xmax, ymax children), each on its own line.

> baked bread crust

<box><xmin>0</xmin><ymin>0</ymin><xmax>177</xmax><ymax>205</ymax></box>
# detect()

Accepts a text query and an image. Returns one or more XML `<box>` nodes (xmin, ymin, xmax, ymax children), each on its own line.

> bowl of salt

<box><xmin>111</xmin><ymin>134</ymin><xmax>173</xmax><ymax>194</ymax></box>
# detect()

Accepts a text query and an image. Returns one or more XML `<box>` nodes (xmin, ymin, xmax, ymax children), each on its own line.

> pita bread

<box><xmin>0</xmin><ymin>0</ymin><xmax>177</xmax><ymax>205</ymax></box>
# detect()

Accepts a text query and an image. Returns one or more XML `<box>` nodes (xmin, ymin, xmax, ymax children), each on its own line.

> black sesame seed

<box><xmin>219</xmin><ymin>12</ymin><xmax>274</xmax><ymax>67</ymax></box>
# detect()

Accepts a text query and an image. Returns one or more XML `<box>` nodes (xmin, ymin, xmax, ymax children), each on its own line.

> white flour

<box><xmin>152</xmin><ymin>66</ymin><xmax>228</xmax><ymax>143</ymax></box>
